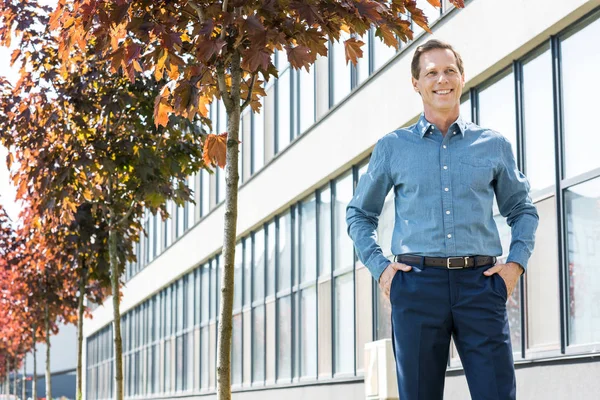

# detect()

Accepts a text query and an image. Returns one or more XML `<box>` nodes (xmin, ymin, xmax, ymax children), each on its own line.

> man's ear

<box><xmin>412</xmin><ymin>77</ymin><xmax>419</xmax><ymax>94</ymax></box>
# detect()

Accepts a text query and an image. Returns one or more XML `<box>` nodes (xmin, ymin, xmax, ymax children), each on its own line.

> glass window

<box><xmin>319</xmin><ymin>185</ymin><xmax>332</xmax><ymax>277</ymax></box>
<box><xmin>252</xmin><ymin>304</ymin><xmax>265</xmax><ymax>383</ymax></box>
<box><xmin>298</xmin><ymin>67</ymin><xmax>315</xmax><ymax>135</ymax></box>
<box><xmin>277</xmin><ymin>68</ymin><xmax>291</xmax><ymax>153</ymax></box>
<box><xmin>373</xmin><ymin>27</ymin><xmax>397</xmax><ymax>71</ymax></box>
<box><xmin>266</xmin><ymin>221</ymin><xmax>276</xmax><ymax>296</ymax></box>
<box><xmin>356</xmin><ymin>33</ymin><xmax>370</xmax><ymax>85</ymax></box>
<box><xmin>253</xmin><ymin>229</ymin><xmax>265</xmax><ymax>301</ymax></box>
<box><xmin>187</xmin><ymin>274</ymin><xmax>194</xmax><ymax>329</ymax></box>
<box><xmin>300</xmin><ymin>286</ymin><xmax>317</xmax><ymax>377</ymax></box>
<box><xmin>560</xmin><ymin>16</ymin><xmax>600</xmax><ymax>178</ymax></box>
<box><xmin>334</xmin><ymin>272</ymin><xmax>355</xmax><ymax>374</ymax></box>
<box><xmin>278</xmin><ymin>212</ymin><xmax>292</xmax><ymax>291</ymax></box>
<box><xmin>200</xmin><ymin>326</ymin><xmax>210</xmax><ymax>389</ymax></box>
<box><xmin>177</xmin><ymin>204</ymin><xmax>185</xmax><ymax>238</ymax></box>
<box><xmin>244</xmin><ymin>238</ymin><xmax>252</xmax><ymax>305</ymax></box>
<box><xmin>201</xmin><ymin>169</ymin><xmax>211</xmax><ymax>217</ymax></box>
<box><xmin>334</xmin><ymin>172</ymin><xmax>355</xmax><ymax>271</ymax></box>
<box><xmin>232</xmin><ymin>314</ymin><xmax>243</xmax><ymax>385</ymax></box>
<box><xmin>412</xmin><ymin>0</ymin><xmax>441</xmax><ymax>36</ymax></box>
<box><xmin>332</xmin><ymin>33</ymin><xmax>352</xmax><ymax>105</ymax></box>
<box><xmin>234</xmin><ymin>242</ymin><xmax>243</xmax><ymax>310</ymax></box>
<box><xmin>493</xmin><ymin>213</ymin><xmax>522</xmax><ymax>354</ymax></box>
<box><xmin>277</xmin><ymin>295</ymin><xmax>292</xmax><ymax>380</ymax></box>
<box><xmin>201</xmin><ymin>264</ymin><xmax>210</xmax><ymax>323</ymax></box>
<box><xmin>252</xmin><ymin>99</ymin><xmax>265</xmax><ymax>173</ymax></box>
<box><xmin>460</xmin><ymin>94</ymin><xmax>471</xmax><ymax>123</ymax></box>
<box><xmin>523</xmin><ymin>47</ymin><xmax>555</xmax><ymax>191</ymax></box>
<box><xmin>565</xmin><ymin>177</ymin><xmax>600</xmax><ymax>345</ymax></box>
<box><xmin>300</xmin><ymin>195</ymin><xmax>317</xmax><ymax>283</ymax></box>
<box><xmin>164</xmin><ymin>201</ymin><xmax>173</xmax><ymax>248</ymax></box>
<box><xmin>478</xmin><ymin>70</ymin><xmax>517</xmax><ymax>157</ymax></box>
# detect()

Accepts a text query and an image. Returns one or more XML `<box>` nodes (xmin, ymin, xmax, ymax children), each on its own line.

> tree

<box><xmin>51</xmin><ymin>1</ymin><xmax>465</xmax><ymax>399</ymax></box>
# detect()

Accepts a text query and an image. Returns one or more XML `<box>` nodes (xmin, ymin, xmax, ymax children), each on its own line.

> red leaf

<box><xmin>284</xmin><ymin>45</ymin><xmax>313</xmax><ymax>71</ymax></box>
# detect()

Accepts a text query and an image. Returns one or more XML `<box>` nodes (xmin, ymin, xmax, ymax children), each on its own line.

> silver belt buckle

<box><xmin>447</xmin><ymin>257</ymin><xmax>468</xmax><ymax>269</ymax></box>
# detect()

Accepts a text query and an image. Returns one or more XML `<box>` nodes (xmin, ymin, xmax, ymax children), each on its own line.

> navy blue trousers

<box><xmin>390</xmin><ymin>259</ymin><xmax>516</xmax><ymax>400</ymax></box>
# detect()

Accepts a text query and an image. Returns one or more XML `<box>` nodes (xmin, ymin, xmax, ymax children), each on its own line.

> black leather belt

<box><xmin>394</xmin><ymin>255</ymin><xmax>497</xmax><ymax>269</ymax></box>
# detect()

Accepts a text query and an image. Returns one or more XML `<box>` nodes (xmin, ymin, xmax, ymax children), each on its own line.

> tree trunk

<box><xmin>76</xmin><ymin>262</ymin><xmax>88</xmax><ymax>400</ymax></box>
<box><xmin>32</xmin><ymin>325</ymin><xmax>37</xmax><ymax>400</ymax></box>
<box><xmin>13</xmin><ymin>360</ymin><xmax>17</xmax><ymax>397</ymax></box>
<box><xmin>109</xmin><ymin>225</ymin><xmax>124</xmax><ymax>400</ymax></box>
<box><xmin>45</xmin><ymin>305</ymin><xmax>52</xmax><ymax>400</ymax></box>
<box><xmin>22</xmin><ymin>356</ymin><xmax>26</xmax><ymax>400</ymax></box>
<box><xmin>5</xmin><ymin>358</ymin><xmax>9</xmax><ymax>395</ymax></box>
<box><xmin>215</xmin><ymin>51</ymin><xmax>242</xmax><ymax>400</ymax></box>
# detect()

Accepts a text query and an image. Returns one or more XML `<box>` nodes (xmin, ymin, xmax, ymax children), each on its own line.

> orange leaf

<box><xmin>427</xmin><ymin>0</ymin><xmax>442</xmax><ymax>7</ymax></box>
<box><xmin>153</xmin><ymin>88</ymin><xmax>173</xmax><ymax>128</ymax></box>
<box><xmin>344</xmin><ymin>37</ymin><xmax>364</xmax><ymax>66</ymax></box>
<box><xmin>203</xmin><ymin>133</ymin><xmax>228</xmax><ymax>169</ymax></box>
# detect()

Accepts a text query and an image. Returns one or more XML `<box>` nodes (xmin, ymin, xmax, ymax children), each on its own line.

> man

<box><xmin>346</xmin><ymin>39</ymin><xmax>538</xmax><ymax>400</ymax></box>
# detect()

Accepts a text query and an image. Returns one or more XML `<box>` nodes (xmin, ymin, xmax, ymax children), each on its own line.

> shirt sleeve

<box><xmin>494</xmin><ymin>136</ymin><xmax>539</xmax><ymax>271</ymax></box>
<box><xmin>346</xmin><ymin>138</ymin><xmax>394</xmax><ymax>282</ymax></box>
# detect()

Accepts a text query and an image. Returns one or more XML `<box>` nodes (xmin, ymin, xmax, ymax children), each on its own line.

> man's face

<box><xmin>412</xmin><ymin>48</ymin><xmax>465</xmax><ymax>114</ymax></box>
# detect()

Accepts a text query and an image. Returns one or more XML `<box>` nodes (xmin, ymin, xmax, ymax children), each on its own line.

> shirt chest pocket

<box><xmin>459</xmin><ymin>156</ymin><xmax>494</xmax><ymax>191</ymax></box>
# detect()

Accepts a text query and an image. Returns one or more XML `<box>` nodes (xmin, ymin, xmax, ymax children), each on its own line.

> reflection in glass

<box><xmin>319</xmin><ymin>186</ymin><xmax>332</xmax><ymax>276</ymax></box>
<box><xmin>333</xmin><ymin>34</ymin><xmax>352</xmax><ymax>105</ymax></box>
<box><xmin>252</xmin><ymin>304</ymin><xmax>265</xmax><ymax>383</ymax></box>
<box><xmin>300</xmin><ymin>287</ymin><xmax>317</xmax><ymax>377</ymax></box>
<box><xmin>301</xmin><ymin>196</ymin><xmax>317</xmax><ymax>283</ymax></box>
<box><xmin>298</xmin><ymin>67</ymin><xmax>315</xmax><ymax>135</ymax></box>
<box><xmin>565</xmin><ymin>178</ymin><xmax>600</xmax><ymax>345</ymax></box>
<box><xmin>561</xmin><ymin>17</ymin><xmax>600</xmax><ymax>178</ymax></box>
<box><xmin>253</xmin><ymin>229</ymin><xmax>265</xmax><ymax>301</ymax></box>
<box><xmin>277</xmin><ymin>69</ymin><xmax>291</xmax><ymax>153</ymax></box>
<box><xmin>234</xmin><ymin>242</ymin><xmax>243</xmax><ymax>309</ymax></box>
<box><xmin>232</xmin><ymin>314</ymin><xmax>243</xmax><ymax>385</ymax></box>
<box><xmin>335</xmin><ymin>272</ymin><xmax>355</xmax><ymax>373</ymax></box>
<box><xmin>523</xmin><ymin>50</ymin><xmax>555</xmax><ymax>191</ymax></box>
<box><xmin>266</xmin><ymin>221</ymin><xmax>276</xmax><ymax>296</ymax></box>
<box><xmin>252</xmin><ymin>98</ymin><xmax>265</xmax><ymax>173</ymax></box>
<box><xmin>335</xmin><ymin>173</ymin><xmax>355</xmax><ymax>271</ymax></box>
<box><xmin>278</xmin><ymin>212</ymin><xmax>292</xmax><ymax>290</ymax></box>
<box><xmin>479</xmin><ymin>71</ymin><xmax>517</xmax><ymax>158</ymax></box>
<box><xmin>277</xmin><ymin>295</ymin><xmax>292</xmax><ymax>380</ymax></box>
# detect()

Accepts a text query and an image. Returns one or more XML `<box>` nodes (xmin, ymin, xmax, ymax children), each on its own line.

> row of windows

<box><xmin>88</xmin><ymin>5</ymin><xmax>600</xmax><ymax>400</ymax></box>
<box><xmin>125</xmin><ymin>0</ymin><xmax>447</xmax><ymax>281</ymax></box>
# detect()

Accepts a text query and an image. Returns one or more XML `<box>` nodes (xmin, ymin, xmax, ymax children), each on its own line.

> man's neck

<box><xmin>423</xmin><ymin>108</ymin><xmax>460</xmax><ymax>136</ymax></box>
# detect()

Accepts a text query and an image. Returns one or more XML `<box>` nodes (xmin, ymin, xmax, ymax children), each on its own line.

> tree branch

<box><xmin>216</xmin><ymin>62</ymin><xmax>234</xmax><ymax>112</ymax></box>
<box><xmin>187</xmin><ymin>1</ymin><xmax>206</xmax><ymax>23</ymax></box>
<box><xmin>240</xmin><ymin>73</ymin><xmax>256</xmax><ymax>112</ymax></box>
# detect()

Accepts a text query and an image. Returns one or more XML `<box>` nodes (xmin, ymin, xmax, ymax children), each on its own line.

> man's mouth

<box><xmin>433</xmin><ymin>89</ymin><xmax>453</xmax><ymax>95</ymax></box>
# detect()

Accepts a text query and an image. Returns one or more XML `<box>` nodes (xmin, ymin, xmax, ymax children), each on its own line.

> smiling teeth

<box><xmin>435</xmin><ymin>90</ymin><xmax>451</xmax><ymax>94</ymax></box>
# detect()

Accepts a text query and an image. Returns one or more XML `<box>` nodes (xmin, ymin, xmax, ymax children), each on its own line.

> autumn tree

<box><xmin>1</xmin><ymin>4</ymin><xmax>210</xmax><ymax>400</ymax></box>
<box><xmin>49</xmin><ymin>1</ymin><xmax>466</xmax><ymax>399</ymax></box>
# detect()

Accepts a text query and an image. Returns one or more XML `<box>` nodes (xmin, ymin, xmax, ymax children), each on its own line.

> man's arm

<box><xmin>346</xmin><ymin>138</ymin><xmax>394</xmax><ymax>282</ymax></box>
<box><xmin>493</xmin><ymin>136</ymin><xmax>539</xmax><ymax>272</ymax></box>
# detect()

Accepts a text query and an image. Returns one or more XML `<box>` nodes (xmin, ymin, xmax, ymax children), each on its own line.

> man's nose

<box><xmin>438</xmin><ymin>73</ymin><xmax>449</xmax><ymax>84</ymax></box>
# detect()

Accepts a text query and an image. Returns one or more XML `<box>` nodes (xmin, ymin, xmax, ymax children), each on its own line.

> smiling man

<box><xmin>346</xmin><ymin>40</ymin><xmax>539</xmax><ymax>399</ymax></box>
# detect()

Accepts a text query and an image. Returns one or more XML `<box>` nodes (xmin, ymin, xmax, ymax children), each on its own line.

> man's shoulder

<box><xmin>466</xmin><ymin>122</ymin><xmax>510</xmax><ymax>144</ymax></box>
<box><xmin>379</xmin><ymin>125</ymin><xmax>417</xmax><ymax>144</ymax></box>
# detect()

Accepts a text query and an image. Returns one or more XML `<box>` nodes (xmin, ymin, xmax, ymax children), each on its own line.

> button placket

<box><xmin>440</xmin><ymin>139</ymin><xmax>456</xmax><ymax>255</ymax></box>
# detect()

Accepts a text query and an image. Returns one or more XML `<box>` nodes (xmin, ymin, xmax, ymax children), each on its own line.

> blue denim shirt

<box><xmin>346</xmin><ymin>114</ymin><xmax>539</xmax><ymax>282</ymax></box>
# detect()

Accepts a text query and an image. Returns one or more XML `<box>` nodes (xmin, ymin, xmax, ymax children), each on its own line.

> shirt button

<box><xmin>443</xmin><ymin>166</ymin><xmax>448</xmax><ymax>170</ymax></box>
<box><xmin>444</xmin><ymin>187</ymin><xmax>449</xmax><ymax>192</ymax></box>
<box><xmin>446</xmin><ymin>210</ymin><xmax>451</xmax><ymax>215</ymax></box>
<box><xmin>447</xmin><ymin>234</ymin><xmax>452</xmax><ymax>238</ymax></box>
<box><xmin>443</xmin><ymin>145</ymin><xmax>447</xmax><ymax>149</ymax></box>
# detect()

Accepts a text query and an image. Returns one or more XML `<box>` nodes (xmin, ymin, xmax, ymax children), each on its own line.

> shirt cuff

<box><xmin>369</xmin><ymin>255</ymin><xmax>392</xmax><ymax>282</ymax></box>
<box><xmin>506</xmin><ymin>248</ymin><xmax>531</xmax><ymax>272</ymax></box>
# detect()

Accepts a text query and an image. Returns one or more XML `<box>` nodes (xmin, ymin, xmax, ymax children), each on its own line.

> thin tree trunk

<box><xmin>215</xmin><ymin>51</ymin><xmax>242</xmax><ymax>400</ymax></box>
<box><xmin>76</xmin><ymin>261</ymin><xmax>88</xmax><ymax>400</ymax></box>
<box><xmin>45</xmin><ymin>304</ymin><xmax>52</xmax><ymax>400</ymax></box>
<box><xmin>22</xmin><ymin>356</ymin><xmax>26</xmax><ymax>400</ymax></box>
<box><xmin>32</xmin><ymin>325</ymin><xmax>37</xmax><ymax>400</ymax></box>
<box><xmin>5</xmin><ymin>358</ymin><xmax>9</xmax><ymax>395</ymax></box>
<box><xmin>109</xmin><ymin>225</ymin><xmax>124</xmax><ymax>400</ymax></box>
<box><xmin>13</xmin><ymin>360</ymin><xmax>17</xmax><ymax>397</ymax></box>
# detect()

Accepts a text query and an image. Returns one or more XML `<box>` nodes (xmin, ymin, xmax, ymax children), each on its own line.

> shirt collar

<box><xmin>416</xmin><ymin>113</ymin><xmax>467</xmax><ymax>138</ymax></box>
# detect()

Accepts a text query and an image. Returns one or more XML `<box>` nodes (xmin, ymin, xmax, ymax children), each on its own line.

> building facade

<box><xmin>83</xmin><ymin>0</ymin><xmax>600</xmax><ymax>399</ymax></box>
